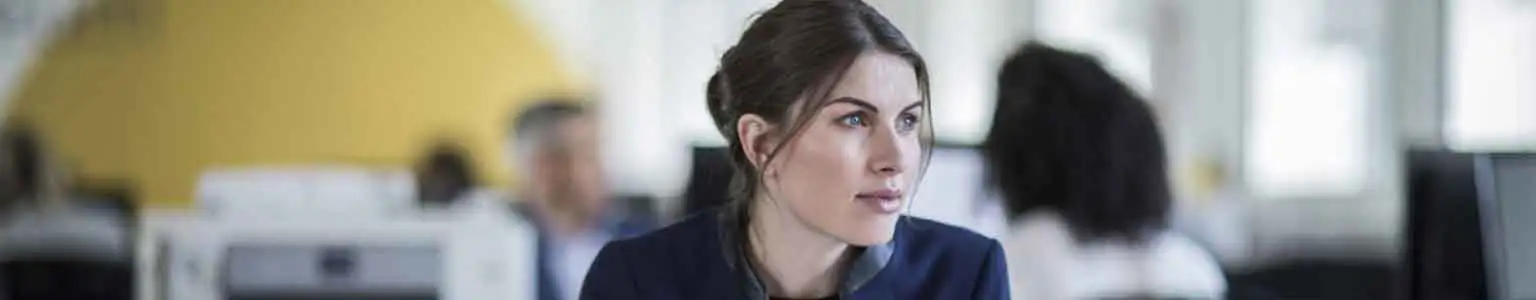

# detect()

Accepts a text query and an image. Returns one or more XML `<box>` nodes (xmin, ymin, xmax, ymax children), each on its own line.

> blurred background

<box><xmin>0</xmin><ymin>0</ymin><xmax>1531</xmax><ymax>299</ymax></box>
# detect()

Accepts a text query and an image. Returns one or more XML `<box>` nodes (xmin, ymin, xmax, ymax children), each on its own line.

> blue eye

<box><xmin>839</xmin><ymin>113</ymin><xmax>867</xmax><ymax>127</ymax></box>
<box><xmin>897</xmin><ymin>113</ymin><xmax>921</xmax><ymax>132</ymax></box>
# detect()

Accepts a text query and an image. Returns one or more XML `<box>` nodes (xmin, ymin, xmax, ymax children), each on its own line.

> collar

<box><xmin>717</xmin><ymin>204</ymin><xmax>895</xmax><ymax>300</ymax></box>
<box><xmin>513</xmin><ymin>202</ymin><xmax>633</xmax><ymax>237</ymax></box>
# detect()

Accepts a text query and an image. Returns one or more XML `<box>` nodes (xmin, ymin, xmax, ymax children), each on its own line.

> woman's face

<box><xmin>759</xmin><ymin>51</ymin><xmax>925</xmax><ymax>246</ymax></box>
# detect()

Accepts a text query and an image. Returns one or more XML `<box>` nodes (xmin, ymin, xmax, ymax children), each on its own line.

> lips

<box><xmin>856</xmin><ymin>189</ymin><xmax>903</xmax><ymax>200</ymax></box>
<box><xmin>855</xmin><ymin>188</ymin><xmax>904</xmax><ymax>214</ymax></box>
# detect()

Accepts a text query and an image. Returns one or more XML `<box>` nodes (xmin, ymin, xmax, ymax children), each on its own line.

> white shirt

<box><xmin>550</xmin><ymin>229</ymin><xmax>611</xmax><ymax>300</ymax></box>
<box><xmin>1004</xmin><ymin>210</ymin><xmax>1226</xmax><ymax>300</ymax></box>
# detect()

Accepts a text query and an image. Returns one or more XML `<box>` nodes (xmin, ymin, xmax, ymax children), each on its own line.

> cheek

<box><xmin>573</xmin><ymin>160</ymin><xmax>600</xmax><ymax>185</ymax></box>
<box><xmin>901</xmin><ymin>137</ymin><xmax>924</xmax><ymax>186</ymax></box>
<box><xmin>772</xmin><ymin>134</ymin><xmax>863</xmax><ymax>205</ymax></box>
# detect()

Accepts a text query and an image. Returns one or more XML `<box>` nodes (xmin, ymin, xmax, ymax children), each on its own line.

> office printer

<box><xmin>137</xmin><ymin>167</ymin><xmax>536</xmax><ymax>300</ymax></box>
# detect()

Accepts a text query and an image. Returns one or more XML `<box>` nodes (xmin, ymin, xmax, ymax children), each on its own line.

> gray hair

<box><xmin>507</xmin><ymin>100</ymin><xmax>589</xmax><ymax>178</ymax></box>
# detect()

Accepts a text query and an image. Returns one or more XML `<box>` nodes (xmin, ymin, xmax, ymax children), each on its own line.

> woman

<box><xmin>580</xmin><ymin>0</ymin><xmax>1009</xmax><ymax>299</ymax></box>
<box><xmin>984</xmin><ymin>43</ymin><xmax>1225</xmax><ymax>299</ymax></box>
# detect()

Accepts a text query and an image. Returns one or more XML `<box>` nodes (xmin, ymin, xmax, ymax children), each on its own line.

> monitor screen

<box><xmin>1478</xmin><ymin>154</ymin><xmax>1536</xmax><ymax>300</ymax></box>
<box><xmin>908</xmin><ymin>147</ymin><xmax>1008</xmax><ymax>238</ymax></box>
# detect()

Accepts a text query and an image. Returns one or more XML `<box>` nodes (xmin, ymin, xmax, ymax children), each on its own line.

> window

<box><xmin>1245</xmin><ymin>0</ymin><xmax>1371</xmax><ymax>198</ymax></box>
<box><xmin>1034</xmin><ymin>0</ymin><xmax>1154</xmax><ymax>94</ymax></box>
<box><xmin>1446</xmin><ymin>0</ymin><xmax>1536</xmax><ymax>151</ymax></box>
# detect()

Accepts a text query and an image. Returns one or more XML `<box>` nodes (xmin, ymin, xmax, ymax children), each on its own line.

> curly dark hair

<box><xmin>983</xmin><ymin>42</ymin><xmax>1171</xmax><ymax>243</ymax></box>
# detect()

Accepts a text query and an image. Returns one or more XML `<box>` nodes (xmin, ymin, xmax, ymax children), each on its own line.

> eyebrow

<box><xmin>825</xmin><ymin>97</ymin><xmax>925</xmax><ymax>114</ymax></box>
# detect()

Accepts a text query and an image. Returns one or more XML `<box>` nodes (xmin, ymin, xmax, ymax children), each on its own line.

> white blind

<box><xmin>1034</xmin><ymin>0</ymin><xmax>1154</xmax><ymax>95</ymax></box>
<box><xmin>1245</xmin><ymin>0</ymin><xmax>1371</xmax><ymax>198</ymax></box>
<box><xmin>1447</xmin><ymin>0</ymin><xmax>1536</xmax><ymax>151</ymax></box>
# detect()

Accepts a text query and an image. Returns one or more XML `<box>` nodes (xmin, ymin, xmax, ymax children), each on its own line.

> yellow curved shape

<box><xmin>10</xmin><ymin>0</ymin><xmax>576</xmax><ymax>207</ymax></box>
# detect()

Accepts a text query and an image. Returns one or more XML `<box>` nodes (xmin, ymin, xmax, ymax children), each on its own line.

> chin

<box><xmin>835</xmin><ymin>215</ymin><xmax>901</xmax><ymax>246</ymax></box>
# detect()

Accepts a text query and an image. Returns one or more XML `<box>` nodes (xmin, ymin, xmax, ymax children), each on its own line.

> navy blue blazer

<box><xmin>580</xmin><ymin>207</ymin><xmax>1010</xmax><ymax>299</ymax></box>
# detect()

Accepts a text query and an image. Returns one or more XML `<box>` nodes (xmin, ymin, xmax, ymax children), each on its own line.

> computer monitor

<box><xmin>1476</xmin><ymin>153</ymin><xmax>1536</xmax><ymax>300</ymax></box>
<box><xmin>907</xmin><ymin>146</ymin><xmax>1008</xmax><ymax>238</ymax></box>
<box><xmin>1404</xmin><ymin>150</ymin><xmax>1486</xmax><ymax>300</ymax></box>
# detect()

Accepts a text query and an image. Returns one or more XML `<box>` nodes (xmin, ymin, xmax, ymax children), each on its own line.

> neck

<box><xmin>524</xmin><ymin>192</ymin><xmax>596</xmax><ymax>238</ymax></box>
<box><xmin>545</xmin><ymin>208</ymin><xmax>596</xmax><ymax>237</ymax></box>
<box><xmin>746</xmin><ymin>197</ymin><xmax>854</xmax><ymax>299</ymax></box>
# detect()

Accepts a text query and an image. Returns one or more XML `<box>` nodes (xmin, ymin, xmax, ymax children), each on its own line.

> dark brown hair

<box><xmin>415</xmin><ymin>142</ymin><xmax>477</xmax><ymax>207</ymax></box>
<box><xmin>706</xmin><ymin>0</ymin><xmax>932</xmax><ymax>206</ymax></box>
<box><xmin>1</xmin><ymin>125</ymin><xmax>44</xmax><ymax>203</ymax></box>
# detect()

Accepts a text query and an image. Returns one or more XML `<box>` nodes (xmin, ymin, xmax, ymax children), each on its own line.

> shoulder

<box><xmin>584</xmin><ymin>212</ymin><xmax>728</xmax><ymax>297</ymax></box>
<box><xmin>615</xmin><ymin>209</ymin><xmax>717</xmax><ymax>247</ymax></box>
<box><xmin>886</xmin><ymin>216</ymin><xmax>1010</xmax><ymax>297</ymax></box>
<box><xmin>589</xmin><ymin>211</ymin><xmax>727</xmax><ymax>278</ymax></box>
<box><xmin>892</xmin><ymin>217</ymin><xmax>1006</xmax><ymax>275</ymax></box>
<box><xmin>1005</xmin><ymin>210</ymin><xmax>1075</xmax><ymax>247</ymax></box>
<box><xmin>1000</xmin><ymin>210</ymin><xmax>1077</xmax><ymax>262</ymax></box>
<box><xmin>596</xmin><ymin>211</ymin><xmax>720</xmax><ymax>267</ymax></box>
<box><xmin>898</xmin><ymin>216</ymin><xmax>1001</xmax><ymax>255</ymax></box>
<box><xmin>1001</xmin><ymin>210</ymin><xmax>1077</xmax><ymax>263</ymax></box>
<box><xmin>1000</xmin><ymin>216</ymin><xmax>1079</xmax><ymax>300</ymax></box>
<box><xmin>1148</xmin><ymin>232</ymin><xmax>1227</xmax><ymax>295</ymax></box>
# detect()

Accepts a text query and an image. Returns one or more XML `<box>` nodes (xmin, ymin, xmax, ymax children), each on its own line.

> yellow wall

<box><xmin>9</xmin><ymin>0</ymin><xmax>573</xmax><ymax>207</ymax></box>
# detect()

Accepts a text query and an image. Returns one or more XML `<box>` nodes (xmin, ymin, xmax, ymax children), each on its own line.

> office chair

<box><xmin>683</xmin><ymin>147</ymin><xmax>734</xmax><ymax>216</ymax></box>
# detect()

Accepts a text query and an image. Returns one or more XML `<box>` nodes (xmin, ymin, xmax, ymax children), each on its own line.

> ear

<box><xmin>735</xmin><ymin>114</ymin><xmax>777</xmax><ymax>169</ymax></box>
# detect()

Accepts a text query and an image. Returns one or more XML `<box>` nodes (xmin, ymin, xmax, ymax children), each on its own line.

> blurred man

<box><xmin>507</xmin><ymin>100</ymin><xmax>649</xmax><ymax>300</ymax></box>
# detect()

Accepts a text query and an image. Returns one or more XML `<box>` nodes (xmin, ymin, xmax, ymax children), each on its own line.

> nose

<box><xmin>867</xmin><ymin>123</ymin><xmax>908</xmax><ymax>177</ymax></box>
